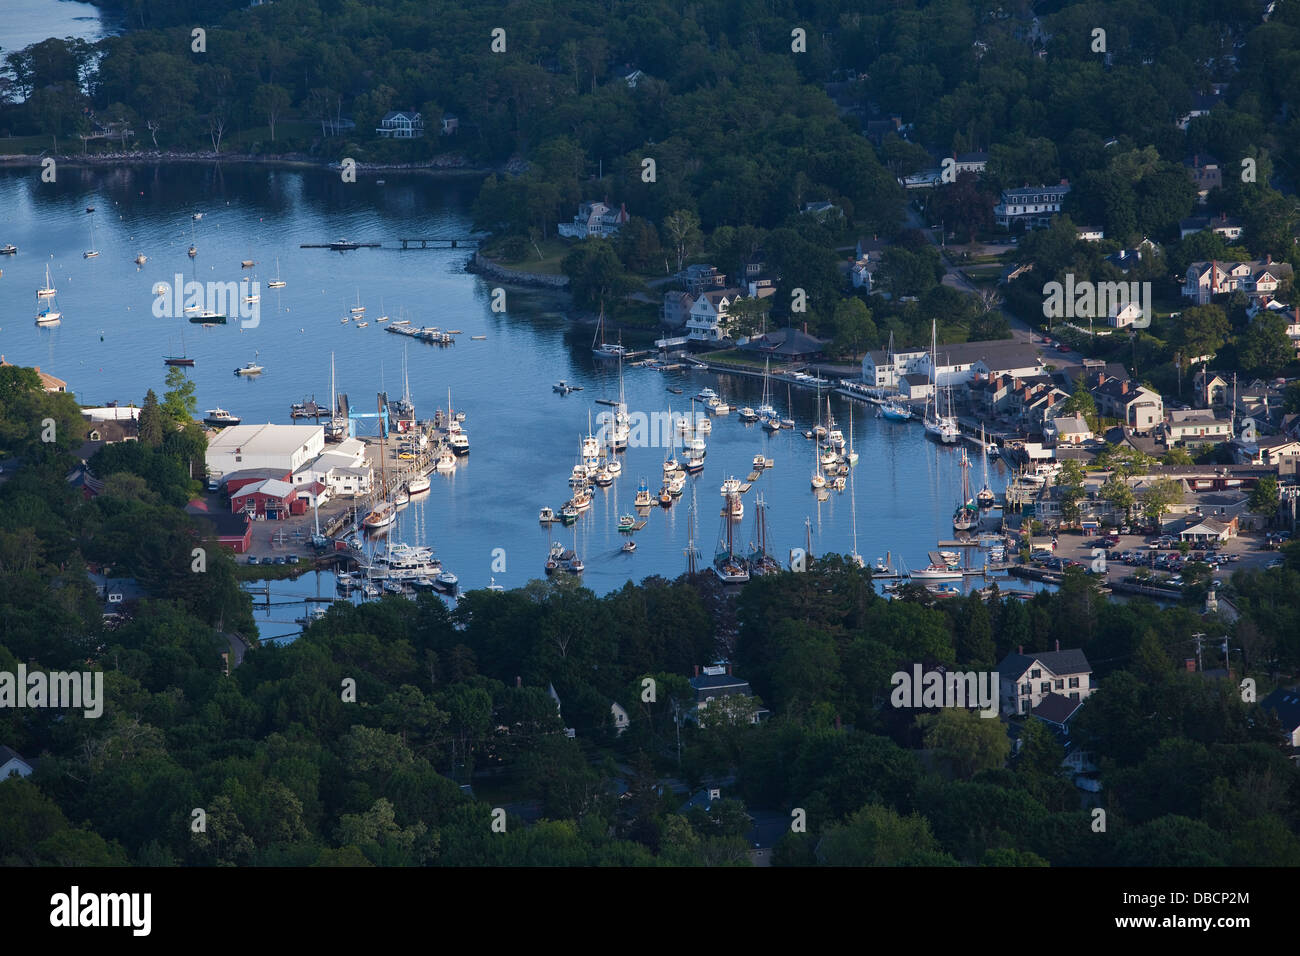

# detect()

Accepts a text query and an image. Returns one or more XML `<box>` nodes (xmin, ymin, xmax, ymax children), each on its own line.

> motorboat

<box><xmin>234</xmin><ymin>359</ymin><xmax>264</xmax><ymax>376</ymax></box>
<box><xmin>697</xmin><ymin>387</ymin><xmax>718</xmax><ymax>402</ymax></box>
<box><xmin>539</xmin><ymin>506</ymin><xmax>557</xmax><ymax>524</ymax></box>
<box><xmin>560</xmin><ymin>503</ymin><xmax>580</xmax><ymax>525</ymax></box>
<box><xmin>719</xmin><ymin>476</ymin><xmax>742</xmax><ymax>497</ymax></box>
<box><xmin>738</xmin><ymin>406</ymin><xmax>758</xmax><ymax>421</ymax></box>
<box><xmin>435</xmin><ymin>449</ymin><xmax>456</xmax><ymax>472</ymax></box>
<box><xmin>434</xmin><ymin>570</ymin><xmax>459</xmax><ymax>593</ymax></box>
<box><xmin>634</xmin><ymin>478</ymin><xmax>653</xmax><ymax>508</ymax></box>
<box><xmin>407</xmin><ymin>474</ymin><xmax>431</xmax><ymax>495</ymax></box>
<box><xmin>622</xmin><ymin>540</ymin><xmax>637</xmax><ymax>553</ymax></box>
<box><xmin>618</xmin><ymin>514</ymin><xmax>636</xmax><ymax>533</ymax></box>
<box><xmin>363</xmin><ymin>503</ymin><xmax>397</xmax><ymax>531</ymax></box>
<box><xmin>203</xmin><ymin>408</ymin><xmax>240</xmax><ymax>426</ymax></box>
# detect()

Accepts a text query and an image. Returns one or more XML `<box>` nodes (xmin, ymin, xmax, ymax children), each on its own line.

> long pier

<box><xmin>398</xmin><ymin>237</ymin><xmax>482</xmax><ymax>249</ymax></box>
<box><xmin>300</xmin><ymin>242</ymin><xmax>381</xmax><ymax>249</ymax></box>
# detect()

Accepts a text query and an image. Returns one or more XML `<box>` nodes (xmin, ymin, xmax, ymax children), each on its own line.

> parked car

<box><xmin>1031</xmin><ymin>549</ymin><xmax>1053</xmax><ymax>561</ymax></box>
<box><xmin>1267</xmin><ymin>558</ymin><xmax>1285</xmax><ymax>569</ymax></box>
<box><xmin>247</xmin><ymin>555</ymin><xmax>259</xmax><ymax>565</ymax></box>
<box><xmin>287</xmin><ymin>554</ymin><xmax>299</xmax><ymax>564</ymax></box>
<box><xmin>274</xmin><ymin>556</ymin><xmax>286</xmax><ymax>565</ymax></box>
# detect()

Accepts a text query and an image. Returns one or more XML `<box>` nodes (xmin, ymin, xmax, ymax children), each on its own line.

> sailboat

<box><xmin>923</xmin><ymin>320</ymin><xmax>959</xmax><ymax>443</ymax></box>
<box><xmin>953</xmin><ymin>447</ymin><xmax>978</xmax><ymax>531</ymax></box>
<box><xmin>713</xmin><ymin>501</ymin><xmax>750</xmax><ymax>583</ymax></box>
<box><xmin>611</xmin><ymin>354</ymin><xmax>631</xmax><ymax>448</ymax></box>
<box><xmin>757</xmin><ymin>358</ymin><xmax>778</xmax><ymax>422</ymax></box>
<box><xmin>164</xmin><ymin>331</ymin><xmax>194</xmax><ymax>366</ymax></box>
<box><xmin>848</xmin><ymin>448</ymin><xmax>865</xmax><ymax>568</ymax></box>
<box><xmin>826</xmin><ymin>395</ymin><xmax>845</xmax><ymax>450</ymax></box>
<box><xmin>810</xmin><ymin>431</ymin><xmax>826</xmax><ymax>489</ymax></box>
<box><xmin>977</xmin><ymin>424</ymin><xmax>996</xmax><ymax>509</ymax></box>
<box><xmin>35</xmin><ymin>282</ymin><xmax>62</xmax><ymax>325</ymax></box>
<box><xmin>592</xmin><ymin>303</ymin><xmax>627</xmax><ymax>358</ymax></box>
<box><xmin>36</xmin><ymin>264</ymin><xmax>56</xmax><ymax>298</ymax></box>
<box><xmin>782</xmin><ymin>383</ymin><xmax>796</xmax><ymax>429</ymax></box>
<box><xmin>268</xmin><ymin>257</ymin><xmax>286</xmax><ymax>289</ymax></box>
<box><xmin>350</xmin><ymin>289</ymin><xmax>365</xmax><ymax>316</ymax></box>
<box><xmin>747</xmin><ymin>494</ymin><xmax>783</xmax><ymax>575</ymax></box>
<box><xmin>188</xmin><ymin>218</ymin><xmax>197</xmax><ymax>258</ymax></box>
<box><xmin>376</xmin><ymin>297</ymin><xmax>388</xmax><ymax>323</ymax></box>
<box><xmin>364</xmin><ymin>424</ymin><xmax>397</xmax><ymax>531</ymax></box>
<box><xmin>845</xmin><ymin>402</ymin><xmax>859</xmax><ymax>467</ymax></box>
<box><xmin>83</xmin><ymin>213</ymin><xmax>99</xmax><ymax>258</ymax></box>
<box><xmin>880</xmin><ymin>332</ymin><xmax>912</xmax><ymax>421</ymax></box>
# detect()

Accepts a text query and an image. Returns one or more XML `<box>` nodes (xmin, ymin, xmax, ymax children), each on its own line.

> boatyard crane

<box><xmin>337</xmin><ymin>392</ymin><xmax>391</xmax><ymax>439</ymax></box>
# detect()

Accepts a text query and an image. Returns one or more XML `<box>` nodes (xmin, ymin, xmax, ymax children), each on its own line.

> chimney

<box><xmin>694</xmin><ymin>664</ymin><xmax>699</xmax><ymax>677</ymax></box>
<box><xmin>726</xmin><ymin>662</ymin><xmax>733</xmax><ymax>675</ymax></box>
<box><xmin>1184</xmin><ymin>658</ymin><xmax>1197</xmax><ymax>672</ymax></box>
<box><xmin>1266</xmin><ymin>253</ymin><xmax>1272</xmax><ymax>265</ymax></box>
<box><xmin>1121</xmin><ymin>380</ymin><xmax>1129</xmax><ymax>395</ymax></box>
<box><xmin>1018</xmin><ymin>645</ymin><xmax>1023</xmax><ymax>655</ymax></box>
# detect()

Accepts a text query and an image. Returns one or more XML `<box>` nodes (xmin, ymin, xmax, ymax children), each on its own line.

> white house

<box><xmin>1076</xmin><ymin>226</ymin><xmax>1105</xmax><ymax>242</ymax></box>
<box><xmin>994</xmin><ymin>183</ymin><xmax>1070</xmax><ymax>229</ymax></box>
<box><xmin>375</xmin><ymin>110</ymin><xmax>424</xmax><ymax>138</ymax></box>
<box><xmin>684</xmin><ymin>289</ymin><xmax>744</xmax><ymax>343</ymax></box>
<box><xmin>998</xmin><ymin>646</ymin><xmax>1095</xmax><ymax>716</ymax></box>
<box><xmin>1179</xmin><ymin>213</ymin><xmax>1242</xmax><ymax>241</ymax></box>
<box><xmin>1182</xmin><ymin>257</ymin><xmax>1293</xmax><ymax>305</ymax></box>
<box><xmin>1044</xmin><ymin>413</ymin><xmax>1093</xmax><ymax>446</ymax></box>
<box><xmin>1166</xmin><ymin>408</ymin><xmax>1233</xmax><ymax>447</ymax></box>
<box><xmin>292</xmin><ymin>437</ymin><xmax>373</xmax><ymax>498</ymax></box>
<box><xmin>688</xmin><ymin>663</ymin><xmax>767</xmax><ymax>725</ymax></box>
<box><xmin>610</xmin><ymin>702</ymin><xmax>630</xmax><ymax>736</ymax></box>
<box><xmin>861</xmin><ymin>346</ymin><xmax>929</xmax><ymax>388</ymax></box>
<box><xmin>0</xmin><ymin>745</ymin><xmax>34</xmax><ymax>779</ymax></box>
<box><xmin>557</xmin><ymin>200</ymin><xmax>629</xmax><ymax>240</ymax></box>
<box><xmin>206</xmin><ymin>424</ymin><xmax>325</xmax><ymax>480</ymax></box>
<box><xmin>1260</xmin><ymin>689</ymin><xmax>1300</xmax><ymax>749</ymax></box>
<box><xmin>1108</xmin><ymin>301</ymin><xmax>1146</xmax><ymax>328</ymax></box>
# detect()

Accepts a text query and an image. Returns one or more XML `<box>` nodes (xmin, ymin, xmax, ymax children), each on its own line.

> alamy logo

<box><xmin>890</xmin><ymin>665</ymin><xmax>999</xmax><ymax>718</ymax></box>
<box><xmin>1042</xmin><ymin>275</ymin><xmax>1151</xmax><ymax>329</ymax></box>
<box><xmin>0</xmin><ymin>665</ymin><xmax>103</xmax><ymax>718</ymax></box>
<box><xmin>50</xmin><ymin>886</ymin><xmax>151</xmax><ymax>936</ymax></box>
<box><xmin>152</xmin><ymin>274</ymin><xmax>260</xmax><ymax>328</ymax></box>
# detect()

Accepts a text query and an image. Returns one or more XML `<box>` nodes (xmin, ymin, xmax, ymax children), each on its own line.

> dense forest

<box><xmin>2</xmin><ymin>364</ymin><xmax>1300</xmax><ymax>866</ymax></box>
<box><xmin>5</xmin><ymin>0</ymin><xmax>1300</xmax><ymax>345</ymax></box>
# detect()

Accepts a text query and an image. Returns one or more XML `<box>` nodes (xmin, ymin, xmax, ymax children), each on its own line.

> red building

<box><xmin>186</xmin><ymin>502</ymin><xmax>253</xmax><ymax>553</ymax></box>
<box><xmin>230</xmin><ymin>478</ymin><xmax>300</xmax><ymax>519</ymax></box>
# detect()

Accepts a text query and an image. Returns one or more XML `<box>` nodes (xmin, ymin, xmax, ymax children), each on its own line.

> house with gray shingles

<box><xmin>994</xmin><ymin>182</ymin><xmax>1070</xmax><ymax>229</ymax></box>
<box><xmin>1182</xmin><ymin>257</ymin><xmax>1293</xmax><ymax>305</ymax></box>
<box><xmin>558</xmin><ymin>200</ymin><xmax>629</xmax><ymax>240</ymax></box>
<box><xmin>1165</xmin><ymin>408</ymin><xmax>1233</xmax><ymax>448</ymax></box>
<box><xmin>1090</xmin><ymin>375</ymin><xmax>1163</xmax><ymax>433</ymax></box>
<box><xmin>998</xmin><ymin>645</ymin><xmax>1095</xmax><ymax>716</ymax></box>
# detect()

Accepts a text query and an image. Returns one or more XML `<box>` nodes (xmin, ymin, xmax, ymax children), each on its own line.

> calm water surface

<box><xmin>0</xmin><ymin>165</ymin><xmax>1028</xmax><ymax>635</ymax></box>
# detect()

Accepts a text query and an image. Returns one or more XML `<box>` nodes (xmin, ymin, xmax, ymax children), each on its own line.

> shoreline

<box><xmin>0</xmin><ymin>149</ymin><xmax>500</xmax><ymax>176</ymax></box>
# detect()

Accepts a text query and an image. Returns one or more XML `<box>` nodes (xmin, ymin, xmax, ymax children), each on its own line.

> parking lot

<box><xmin>1026</xmin><ymin>526</ymin><xmax>1289</xmax><ymax>590</ymax></box>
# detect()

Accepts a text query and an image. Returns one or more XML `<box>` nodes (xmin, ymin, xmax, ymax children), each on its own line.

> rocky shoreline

<box><xmin>466</xmin><ymin>250</ymin><xmax>570</xmax><ymax>289</ymax></box>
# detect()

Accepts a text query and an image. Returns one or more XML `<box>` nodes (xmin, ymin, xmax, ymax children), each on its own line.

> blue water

<box><xmin>0</xmin><ymin>164</ymin><xmax>1024</xmax><ymax>634</ymax></box>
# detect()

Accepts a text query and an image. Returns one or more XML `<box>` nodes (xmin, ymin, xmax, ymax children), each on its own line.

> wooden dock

<box><xmin>398</xmin><ymin>237</ymin><xmax>482</xmax><ymax>249</ymax></box>
<box><xmin>632</xmin><ymin>520</ymin><xmax>648</xmax><ymax>531</ymax></box>
<box><xmin>300</xmin><ymin>242</ymin><xmax>381</xmax><ymax>249</ymax></box>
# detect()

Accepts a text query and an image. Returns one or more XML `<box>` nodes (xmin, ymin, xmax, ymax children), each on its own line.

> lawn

<box><xmin>480</xmin><ymin>236</ymin><xmax>572</xmax><ymax>275</ymax></box>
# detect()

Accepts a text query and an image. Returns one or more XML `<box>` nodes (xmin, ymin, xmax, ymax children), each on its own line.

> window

<box><xmin>1030</xmin><ymin>668</ymin><xmax>1041</xmax><ymax>679</ymax></box>
<box><xmin>1040</xmin><ymin>681</ymin><xmax>1051</xmax><ymax>694</ymax></box>
<box><xmin>1055</xmin><ymin>679</ymin><xmax>1064</xmax><ymax>690</ymax></box>
<box><xmin>1070</xmin><ymin>692</ymin><xmax>1079</xmax><ymax>700</ymax></box>
<box><xmin>1020</xmin><ymin>683</ymin><xmax>1031</xmax><ymax>695</ymax></box>
<box><xmin>1069</xmin><ymin>677</ymin><xmax>1080</xmax><ymax>688</ymax></box>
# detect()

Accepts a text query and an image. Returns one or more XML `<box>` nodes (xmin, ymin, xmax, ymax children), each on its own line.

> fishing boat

<box><xmin>976</xmin><ymin>424</ymin><xmax>996</xmax><ymax>509</ymax></box>
<box><xmin>234</xmin><ymin>352</ymin><xmax>264</xmax><ymax>376</ymax></box>
<box><xmin>37</xmin><ymin>264</ymin><xmax>56</xmax><ymax>298</ymax></box>
<box><xmin>539</xmin><ymin>506</ymin><xmax>557</xmax><ymax>524</ymax></box>
<box><xmin>363</xmin><ymin>583</ymin><xmax>381</xmax><ymax>598</ymax></box>
<box><xmin>738</xmin><ymin>406</ymin><xmax>758</xmax><ymax>422</ymax></box>
<box><xmin>0</xmin><ymin>244</ymin><xmax>16</xmax><ymax>255</ymax></box>
<box><xmin>611</xmin><ymin>356</ymin><xmax>631</xmax><ymax>449</ymax></box>
<box><xmin>545</xmin><ymin>543</ymin><xmax>584</xmax><ymax>575</ymax></box>
<box><xmin>268</xmin><ymin>257</ymin><xmax>286</xmax><ymax>288</ymax></box>
<box><xmin>190</xmin><ymin>311</ymin><xmax>226</xmax><ymax>324</ymax></box>
<box><xmin>658</xmin><ymin>485</ymin><xmax>673</xmax><ymax>507</ymax></box>
<box><xmin>570</xmin><ymin>485</ymin><xmax>592</xmax><ymax>511</ymax></box>
<box><xmin>697</xmin><ymin>387</ymin><xmax>718</xmax><ymax>402</ymax></box>
<box><xmin>667</xmin><ymin>472</ymin><xmax>685</xmax><ymax>496</ymax></box>
<box><xmin>708</xmin><ymin>398</ymin><xmax>731</xmax><ymax>415</ymax></box>
<box><xmin>134</xmin><ymin>252</ymin><xmax>148</xmax><ymax>265</ymax></box>
<box><xmin>713</xmin><ymin>505</ymin><xmax>750</xmax><ymax>583</ymax></box>
<box><xmin>618</xmin><ymin>513</ymin><xmax>636</xmax><ymax>533</ymax></box>
<box><xmin>684</xmin><ymin>452</ymin><xmax>705</xmax><ymax>474</ymax></box>
<box><xmin>435</xmin><ymin>448</ymin><xmax>455</xmax><ymax>472</ymax></box>
<box><xmin>559</xmin><ymin>503</ymin><xmax>579</xmax><ymax>525</ymax></box>
<box><xmin>721</xmin><ymin>491</ymin><xmax>743</xmax><ymax>520</ymax></box>
<box><xmin>634</xmin><ymin>478</ymin><xmax>653</xmax><ymax>508</ymax></box>
<box><xmin>591</xmin><ymin>304</ymin><xmax>627</xmax><ymax>358</ymax></box>
<box><xmin>720</xmin><ymin>476</ymin><xmax>742</xmax><ymax>497</ymax></box>
<box><xmin>593</xmin><ymin>468</ymin><xmax>613</xmax><ymax>487</ymax></box>
<box><xmin>204</xmin><ymin>408</ymin><xmax>240</xmax><ymax>426</ymax></box>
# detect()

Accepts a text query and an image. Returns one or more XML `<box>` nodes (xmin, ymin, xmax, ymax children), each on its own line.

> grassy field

<box><xmin>480</xmin><ymin>236</ymin><xmax>571</xmax><ymax>275</ymax></box>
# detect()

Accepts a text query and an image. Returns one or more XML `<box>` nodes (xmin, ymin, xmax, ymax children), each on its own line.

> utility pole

<box><xmin>671</xmin><ymin>697</ymin><xmax>682</xmax><ymax>767</ymax></box>
<box><xmin>1193</xmin><ymin>631</ymin><xmax>1204</xmax><ymax>672</ymax></box>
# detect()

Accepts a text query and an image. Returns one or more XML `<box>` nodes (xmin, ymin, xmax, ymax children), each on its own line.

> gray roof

<box><xmin>1261</xmin><ymin>689</ymin><xmax>1300</xmax><ymax>733</ymax></box>
<box><xmin>742</xmin><ymin>327</ymin><xmax>827</xmax><ymax>356</ymax></box>
<box><xmin>0</xmin><ymin>745</ymin><xmax>30</xmax><ymax>767</ymax></box>
<box><xmin>902</xmin><ymin>372</ymin><xmax>931</xmax><ymax>387</ymax></box>
<box><xmin>998</xmin><ymin>648</ymin><xmax>1092</xmax><ymax>679</ymax></box>
<box><xmin>939</xmin><ymin>339</ymin><xmax>1044</xmax><ymax>371</ymax></box>
<box><xmin>1031</xmin><ymin>692</ymin><xmax>1083</xmax><ymax>726</ymax></box>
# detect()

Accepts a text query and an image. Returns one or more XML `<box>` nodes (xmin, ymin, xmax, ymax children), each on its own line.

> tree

<box><xmin>829</xmin><ymin>298</ymin><xmax>877</xmax><ymax>359</ymax></box>
<box><xmin>918</xmin><ymin>708</ymin><xmax>1010</xmax><ymax>779</ymax></box>
<box><xmin>561</xmin><ymin>240</ymin><xmax>632</xmax><ymax>313</ymax></box>
<box><xmin>161</xmin><ymin>367</ymin><xmax>197</xmax><ymax>424</ymax></box>
<box><xmin>727</xmin><ymin>295</ymin><xmax>773</xmax><ymax>339</ymax></box>
<box><xmin>1250</xmin><ymin>475</ymin><xmax>1280</xmax><ymax>519</ymax></box>
<box><xmin>1238</xmin><ymin>312</ymin><xmax>1294</xmax><ymax>377</ymax></box>
<box><xmin>1099</xmin><ymin>474</ymin><xmax>1136</xmax><ymax>519</ymax></box>
<box><xmin>1162</xmin><ymin>446</ymin><xmax>1193</xmax><ymax>465</ymax></box>
<box><xmin>137</xmin><ymin>390</ymin><xmax>164</xmax><ymax>447</ymax></box>
<box><xmin>661</xmin><ymin>209</ymin><xmax>701</xmax><ymax>273</ymax></box>
<box><xmin>252</xmin><ymin>84</ymin><xmax>290</xmax><ymax>141</ymax></box>
<box><xmin>1140</xmin><ymin>477</ymin><xmax>1182</xmax><ymax>526</ymax></box>
<box><xmin>1173</xmin><ymin>305</ymin><xmax>1229</xmax><ymax>367</ymax></box>
<box><xmin>817</xmin><ymin>804</ymin><xmax>954</xmax><ymax>866</ymax></box>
